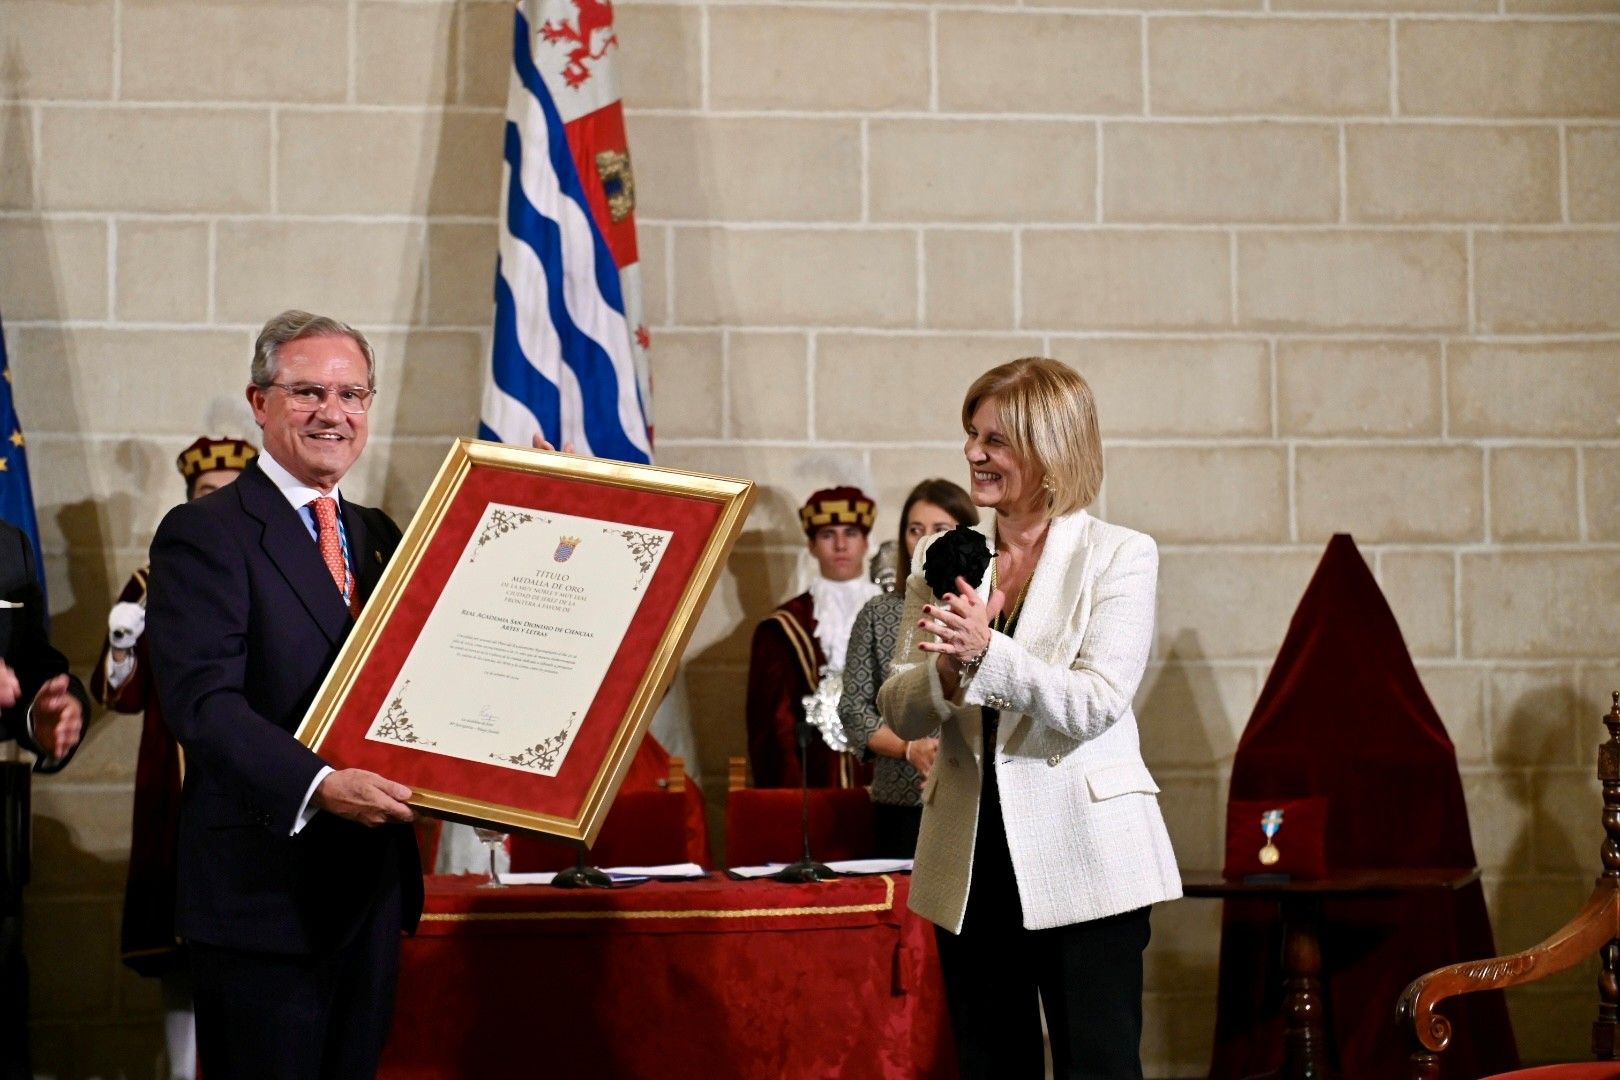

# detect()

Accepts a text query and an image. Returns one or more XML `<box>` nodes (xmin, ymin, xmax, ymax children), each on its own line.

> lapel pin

<box><xmin>374</xmin><ymin>550</ymin><xmax>382</xmax><ymax>564</ymax></box>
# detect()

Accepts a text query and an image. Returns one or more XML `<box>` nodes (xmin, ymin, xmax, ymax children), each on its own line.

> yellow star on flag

<box><xmin>8</xmin><ymin>431</ymin><xmax>22</xmax><ymax>448</ymax></box>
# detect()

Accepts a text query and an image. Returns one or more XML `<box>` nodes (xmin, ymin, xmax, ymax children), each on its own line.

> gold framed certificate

<box><xmin>294</xmin><ymin>438</ymin><xmax>754</xmax><ymax>845</ymax></box>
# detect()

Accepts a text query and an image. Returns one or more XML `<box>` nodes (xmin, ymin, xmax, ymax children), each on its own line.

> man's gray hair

<box><xmin>251</xmin><ymin>310</ymin><xmax>376</xmax><ymax>388</ymax></box>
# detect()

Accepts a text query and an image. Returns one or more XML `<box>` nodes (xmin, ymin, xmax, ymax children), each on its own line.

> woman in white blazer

<box><xmin>878</xmin><ymin>358</ymin><xmax>1181</xmax><ymax>1079</ymax></box>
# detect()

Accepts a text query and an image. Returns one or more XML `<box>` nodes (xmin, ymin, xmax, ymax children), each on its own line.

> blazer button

<box><xmin>1047</xmin><ymin>754</ymin><xmax>1062</xmax><ymax>767</ymax></box>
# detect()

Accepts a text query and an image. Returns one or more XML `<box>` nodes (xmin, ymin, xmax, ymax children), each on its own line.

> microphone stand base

<box><xmin>771</xmin><ymin>858</ymin><xmax>839</xmax><ymax>883</ymax></box>
<box><xmin>551</xmin><ymin>847</ymin><xmax>614</xmax><ymax>889</ymax></box>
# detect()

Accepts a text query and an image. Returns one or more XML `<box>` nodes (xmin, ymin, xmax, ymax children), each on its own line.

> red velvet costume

<box><xmin>746</xmin><ymin>592</ymin><xmax>873</xmax><ymax>790</ymax></box>
<box><xmin>91</xmin><ymin>567</ymin><xmax>184</xmax><ymax>976</ymax></box>
<box><xmin>1210</xmin><ymin>534</ymin><xmax>1518</xmax><ymax>1079</ymax></box>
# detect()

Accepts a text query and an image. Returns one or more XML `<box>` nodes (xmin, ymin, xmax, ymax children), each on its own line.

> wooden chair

<box><xmin>723</xmin><ymin>756</ymin><xmax>875</xmax><ymax>866</ymax></box>
<box><xmin>1399</xmin><ymin>692</ymin><xmax>1620</xmax><ymax>1080</ymax></box>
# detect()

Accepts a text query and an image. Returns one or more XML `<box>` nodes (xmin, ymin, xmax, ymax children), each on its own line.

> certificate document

<box><xmin>365</xmin><ymin>505</ymin><xmax>672</xmax><ymax>777</ymax></box>
<box><xmin>295</xmin><ymin>438</ymin><xmax>753</xmax><ymax>843</ymax></box>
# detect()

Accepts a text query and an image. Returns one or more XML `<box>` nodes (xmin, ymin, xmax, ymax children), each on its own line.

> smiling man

<box><xmin>745</xmin><ymin>486</ymin><xmax>880</xmax><ymax>789</ymax></box>
<box><xmin>146</xmin><ymin>311</ymin><xmax>421</xmax><ymax>1079</ymax></box>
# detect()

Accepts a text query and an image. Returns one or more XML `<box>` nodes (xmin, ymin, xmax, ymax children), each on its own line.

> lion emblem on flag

<box><xmin>539</xmin><ymin>0</ymin><xmax>618</xmax><ymax>88</ymax></box>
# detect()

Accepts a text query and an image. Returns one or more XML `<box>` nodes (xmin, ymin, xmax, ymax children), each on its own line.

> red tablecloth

<box><xmin>381</xmin><ymin>873</ymin><xmax>955</xmax><ymax>1079</ymax></box>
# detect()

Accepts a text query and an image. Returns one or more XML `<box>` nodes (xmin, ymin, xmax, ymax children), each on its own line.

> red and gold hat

<box><xmin>176</xmin><ymin>436</ymin><xmax>258</xmax><ymax>482</ymax></box>
<box><xmin>798</xmin><ymin>486</ymin><xmax>876</xmax><ymax>538</ymax></box>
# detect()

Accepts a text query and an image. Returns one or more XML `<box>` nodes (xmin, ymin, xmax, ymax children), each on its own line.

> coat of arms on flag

<box><xmin>480</xmin><ymin>0</ymin><xmax>653</xmax><ymax>465</ymax></box>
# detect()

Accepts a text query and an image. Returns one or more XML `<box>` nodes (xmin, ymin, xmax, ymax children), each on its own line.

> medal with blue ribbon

<box><xmin>1258</xmin><ymin>808</ymin><xmax>1284</xmax><ymax>866</ymax></box>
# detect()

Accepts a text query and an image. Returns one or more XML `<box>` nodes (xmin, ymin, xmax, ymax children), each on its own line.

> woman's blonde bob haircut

<box><xmin>961</xmin><ymin>357</ymin><xmax>1104</xmax><ymax>519</ymax></box>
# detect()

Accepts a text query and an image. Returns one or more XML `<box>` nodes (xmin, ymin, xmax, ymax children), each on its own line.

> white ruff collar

<box><xmin>808</xmin><ymin>574</ymin><xmax>880</xmax><ymax>672</ymax></box>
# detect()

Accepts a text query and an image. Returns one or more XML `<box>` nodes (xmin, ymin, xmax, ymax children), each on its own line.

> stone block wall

<box><xmin>1</xmin><ymin>0</ymin><xmax>1616</xmax><ymax>1073</ymax></box>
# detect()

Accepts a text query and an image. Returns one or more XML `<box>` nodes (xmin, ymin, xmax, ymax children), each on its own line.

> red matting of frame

<box><xmin>314</xmin><ymin>464</ymin><xmax>723</xmax><ymax>823</ymax></box>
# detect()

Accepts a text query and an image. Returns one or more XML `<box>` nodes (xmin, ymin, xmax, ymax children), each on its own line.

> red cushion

<box><xmin>1222</xmin><ymin>796</ymin><xmax>1329</xmax><ymax>880</ymax></box>
<box><xmin>724</xmin><ymin>788</ymin><xmax>874</xmax><ymax>867</ymax></box>
<box><xmin>508</xmin><ymin>790</ymin><xmax>693</xmax><ymax>872</ymax></box>
<box><xmin>1486</xmin><ymin>1066</ymin><xmax>1620</xmax><ymax>1079</ymax></box>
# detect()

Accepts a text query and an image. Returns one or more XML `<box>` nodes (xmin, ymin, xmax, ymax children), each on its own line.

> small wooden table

<box><xmin>1183</xmin><ymin>868</ymin><xmax>1481</xmax><ymax>1080</ymax></box>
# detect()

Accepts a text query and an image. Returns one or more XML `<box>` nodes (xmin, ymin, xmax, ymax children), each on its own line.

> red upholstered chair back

<box><xmin>724</xmin><ymin>787</ymin><xmax>875</xmax><ymax>867</ymax></box>
<box><xmin>508</xmin><ymin>790</ymin><xmax>694</xmax><ymax>872</ymax></box>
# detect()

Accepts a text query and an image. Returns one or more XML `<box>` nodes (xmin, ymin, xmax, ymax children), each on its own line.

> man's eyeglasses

<box><xmin>265</xmin><ymin>382</ymin><xmax>377</xmax><ymax>414</ymax></box>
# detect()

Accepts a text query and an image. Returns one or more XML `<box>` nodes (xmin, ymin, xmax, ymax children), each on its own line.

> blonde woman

<box><xmin>879</xmin><ymin>358</ymin><xmax>1180</xmax><ymax>1079</ymax></box>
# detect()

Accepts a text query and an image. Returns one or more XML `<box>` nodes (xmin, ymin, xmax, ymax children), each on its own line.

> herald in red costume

<box><xmin>746</xmin><ymin>487</ymin><xmax>880</xmax><ymax>790</ymax></box>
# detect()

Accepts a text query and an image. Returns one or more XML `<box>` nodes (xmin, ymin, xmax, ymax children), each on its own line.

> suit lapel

<box><xmin>994</xmin><ymin>511</ymin><xmax>1094</xmax><ymax>757</ymax></box>
<box><xmin>237</xmin><ymin>463</ymin><xmax>349</xmax><ymax>645</ymax></box>
<box><xmin>343</xmin><ymin>500</ymin><xmax>387</xmax><ymax>605</ymax></box>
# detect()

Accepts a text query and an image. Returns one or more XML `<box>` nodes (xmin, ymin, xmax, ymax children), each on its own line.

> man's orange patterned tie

<box><xmin>309</xmin><ymin>496</ymin><xmax>357</xmax><ymax>615</ymax></box>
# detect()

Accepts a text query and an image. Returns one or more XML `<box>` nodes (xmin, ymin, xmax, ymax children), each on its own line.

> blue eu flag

<box><xmin>0</xmin><ymin>311</ymin><xmax>46</xmax><ymax>610</ymax></box>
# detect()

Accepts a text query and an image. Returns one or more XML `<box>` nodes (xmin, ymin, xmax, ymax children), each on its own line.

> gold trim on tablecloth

<box><xmin>421</xmin><ymin>875</ymin><xmax>897</xmax><ymax>924</ymax></box>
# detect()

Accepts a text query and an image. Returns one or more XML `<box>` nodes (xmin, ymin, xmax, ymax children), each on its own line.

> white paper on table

<box><xmin>498</xmin><ymin>871</ymin><xmax>559</xmax><ymax>885</ymax></box>
<box><xmin>728</xmin><ymin>859</ymin><xmax>914</xmax><ymax>879</ymax></box>
<box><xmin>826</xmin><ymin>858</ymin><xmax>914</xmax><ymax>875</ymax></box>
<box><xmin>493</xmin><ymin>862</ymin><xmax>707</xmax><ymax>887</ymax></box>
<box><xmin>363</xmin><ymin>504</ymin><xmax>671</xmax><ymax>777</ymax></box>
<box><xmin>604</xmin><ymin>863</ymin><xmax>706</xmax><ymax>879</ymax></box>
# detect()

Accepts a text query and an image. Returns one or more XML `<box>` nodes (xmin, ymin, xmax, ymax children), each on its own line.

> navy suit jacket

<box><xmin>0</xmin><ymin>522</ymin><xmax>89</xmax><ymax>771</ymax></box>
<box><xmin>0</xmin><ymin>521</ymin><xmax>90</xmax><ymax>911</ymax></box>
<box><xmin>148</xmin><ymin>460</ymin><xmax>422</xmax><ymax>955</ymax></box>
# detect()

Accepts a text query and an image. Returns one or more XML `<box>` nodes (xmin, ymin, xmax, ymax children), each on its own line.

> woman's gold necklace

<box><xmin>990</xmin><ymin>554</ymin><xmax>1033</xmax><ymax>634</ymax></box>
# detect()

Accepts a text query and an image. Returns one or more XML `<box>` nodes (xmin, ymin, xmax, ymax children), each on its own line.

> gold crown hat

<box><xmin>176</xmin><ymin>436</ymin><xmax>258</xmax><ymax>482</ymax></box>
<box><xmin>798</xmin><ymin>486</ymin><xmax>876</xmax><ymax>538</ymax></box>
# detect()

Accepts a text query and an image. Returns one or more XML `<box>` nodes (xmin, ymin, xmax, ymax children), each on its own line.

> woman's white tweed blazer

<box><xmin>878</xmin><ymin>509</ymin><xmax>1182</xmax><ymax>933</ymax></box>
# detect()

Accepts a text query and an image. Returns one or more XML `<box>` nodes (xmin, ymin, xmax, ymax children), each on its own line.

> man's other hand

<box><xmin>32</xmin><ymin>675</ymin><xmax>84</xmax><ymax>760</ymax></box>
<box><xmin>531</xmin><ymin>433</ymin><xmax>576</xmax><ymax>454</ymax></box>
<box><xmin>313</xmin><ymin>769</ymin><xmax>416</xmax><ymax>827</ymax></box>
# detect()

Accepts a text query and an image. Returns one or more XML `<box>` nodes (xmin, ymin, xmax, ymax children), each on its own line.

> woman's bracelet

<box><xmin>960</xmin><ymin>640</ymin><xmax>990</xmax><ymax>673</ymax></box>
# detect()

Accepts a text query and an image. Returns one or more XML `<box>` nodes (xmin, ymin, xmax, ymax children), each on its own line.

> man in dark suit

<box><xmin>0</xmin><ymin>521</ymin><xmax>90</xmax><ymax>1080</ymax></box>
<box><xmin>147</xmin><ymin>311</ymin><xmax>422</xmax><ymax>1079</ymax></box>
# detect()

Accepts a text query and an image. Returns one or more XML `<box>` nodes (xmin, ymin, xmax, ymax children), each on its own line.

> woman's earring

<box><xmin>1041</xmin><ymin>476</ymin><xmax>1055</xmax><ymax>493</ymax></box>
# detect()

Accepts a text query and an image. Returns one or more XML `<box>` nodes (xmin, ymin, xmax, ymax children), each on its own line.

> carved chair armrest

<box><xmin>1399</xmin><ymin>879</ymin><xmax>1620</xmax><ymax>1061</ymax></box>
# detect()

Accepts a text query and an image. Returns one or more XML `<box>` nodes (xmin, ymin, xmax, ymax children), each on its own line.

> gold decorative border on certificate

<box><xmin>420</xmin><ymin>875</ymin><xmax>897</xmax><ymax>923</ymax></box>
<box><xmin>371</xmin><ymin>680</ymin><xmax>437</xmax><ymax>748</ymax></box>
<box><xmin>490</xmin><ymin>710</ymin><xmax>576</xmax><ymax>774</ymax></box>
<box><xmin>609</xmin><ymin>527</ymin><xmax>667</xmax><ymax>591</ymax></box>
<box><xmin>470</xmin><ymin>507</ymin><xmax>547</xmax><ymax>563</ymax></box>
<box><xmin>294</xmin><ymin>437</ymin><xmax>756</xmax><ymax>846</ymax></box>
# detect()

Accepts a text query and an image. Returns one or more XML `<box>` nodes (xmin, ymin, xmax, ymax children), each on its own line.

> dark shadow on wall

<box><xmin>376</xmin><ymin>5</ymin><xmax>503</xmax><ymax>522</ymax></box>
<box><xmin>3</xmin><ymin>45</ymin><xmax>145</xmax><ymax>1079</ymax></box>
<box><xmin>21</xmin><ymin>824</ymin><xmax>160</xmax><ymax>1080</ymax></box>
<box><xmin>0</xmin><ymin>64</ymin><xmax>106</xmax><ymax>657</ymax></box>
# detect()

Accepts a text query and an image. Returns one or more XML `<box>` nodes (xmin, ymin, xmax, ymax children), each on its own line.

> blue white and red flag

<box><xmin>481</xmin><ymin>0</ymin><xmax>652</xmax><ymax>463</ymax></box>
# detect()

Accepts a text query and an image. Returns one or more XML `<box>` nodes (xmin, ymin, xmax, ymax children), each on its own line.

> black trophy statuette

<box><xmin>923</xmin><ymin>524</ymin><xmax>993</xmax><ymax>600</ymax></box>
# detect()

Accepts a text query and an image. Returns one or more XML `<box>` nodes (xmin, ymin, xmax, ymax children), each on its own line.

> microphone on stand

<box><xmin>771</xmin><ymin>720</ymin><xmax>838</xmax><ymax>883</ymax></box>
